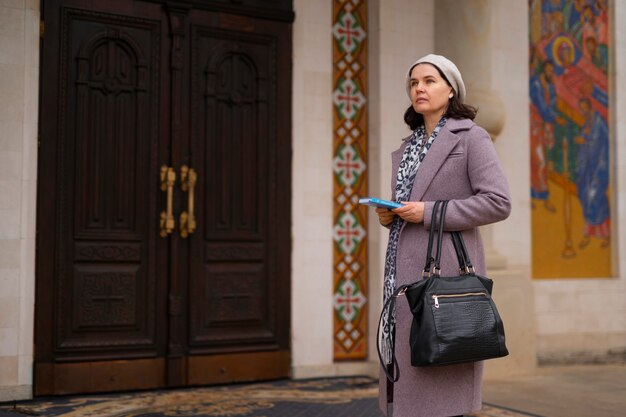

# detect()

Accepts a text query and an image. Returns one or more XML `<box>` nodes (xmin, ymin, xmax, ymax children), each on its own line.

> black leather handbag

<box><xmin>377</xmin><ymin>200</ymin><xmax>508</xmax><ymax>382</ymax></box>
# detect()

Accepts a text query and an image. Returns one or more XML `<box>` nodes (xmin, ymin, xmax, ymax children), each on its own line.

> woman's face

<box><xmin>408</xmin><ymin>64</ymin><xmax>453</xmax><ymax>120</ymax></box>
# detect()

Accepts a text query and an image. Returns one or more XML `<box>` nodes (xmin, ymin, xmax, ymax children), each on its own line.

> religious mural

<box><xmin>529</xmin><ymin>0</ymin><xmax>611</xmax><ymax>278</ymax></box>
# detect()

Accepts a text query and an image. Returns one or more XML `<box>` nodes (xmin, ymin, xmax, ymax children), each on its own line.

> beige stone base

<box><xmin>292</xmin><ymin>361</ymin><xmax>379</xmax><ymax>380</ymax></box>
<box><xmin>0</xmin><ymin>385</ymin><xmax>32</xmax><ymax>402</ymax></box>
<box><xmin>484</xmin><ymin>267</ymin><xmax>538</xmax><ymax>380</ymax></box>
<box><xmin>537</xmin><ymin>333</ymin><xmax>626</xmax><ymax>365</ymax></box>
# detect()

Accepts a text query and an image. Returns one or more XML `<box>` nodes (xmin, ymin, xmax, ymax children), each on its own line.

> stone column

<box><xmin>435</xmin><ymin>0</ymin><xmax>508</xmax><ymax>269</ymax></box>
<box><xmin>434</xmin><ymin>0</ymin><xmax>537</xmax><ymax>379</ymax></box>
<box><xmin>0</xmin><ymin>0</ymin><xmax>39</xmax><ymax>401</ymax></box>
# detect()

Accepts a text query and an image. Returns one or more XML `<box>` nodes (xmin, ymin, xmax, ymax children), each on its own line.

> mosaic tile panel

<box><xmin>332</xmin><ymin>0</ymin><xmax>368</xmax><ymax>360</ymax></box>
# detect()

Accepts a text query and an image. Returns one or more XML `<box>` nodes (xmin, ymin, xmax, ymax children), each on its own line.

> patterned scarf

<box><xmin>380</xmin><ymin>117</ymin><xmax>447</xmax><ymax>364</ymax></box>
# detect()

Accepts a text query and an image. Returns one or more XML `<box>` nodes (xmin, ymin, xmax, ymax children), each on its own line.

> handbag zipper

<box><xmin>432</xmin><ymin>292</ymin><xmax>487</xmax><ymax>308</ymax></box>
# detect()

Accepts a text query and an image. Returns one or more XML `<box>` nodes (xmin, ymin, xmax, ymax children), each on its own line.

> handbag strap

<box><xmin>451</xmin><ymin>231</ymin><xmax>466</xmax><ymax>273</ymax></box>
<box><xmin>432</xmin><ymin>201</ymin><xmax>477</xmax><ymax>277</ymax></box>
<box><xmin>452</xmin><ymin>230</ymin><xmax>475</xmax><ymax>274</ymax></box>
<box><xmin>432</xmin><ymin>200</ymin><xmax>449</xmax><ymax>276</ymax></box>
<box><xmin>376</xmin><ymin>285</ymin><xmax>408</xmax><ymax>383</ymax></box>
<box><xmin>423</xmin><ymin>200</ymin><xmax>442</xmax><ymax>277</ymax></box>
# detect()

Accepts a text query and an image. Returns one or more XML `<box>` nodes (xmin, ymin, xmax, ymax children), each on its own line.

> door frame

<box><xmin>35</xmin><ymin>0</ymin><xmax>293</xmax><ymax>395</ymax></box>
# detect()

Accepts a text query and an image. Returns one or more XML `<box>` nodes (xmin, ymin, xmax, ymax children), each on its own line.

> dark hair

<box><xmin>404</xmin><ymin>62</ymin><xmax>477</xmax><ymax>130</ymax></box>
<box><xmin>404</xmin><ymin>96</ymin><xmax>478</xmax><ymax>130</ymax></box>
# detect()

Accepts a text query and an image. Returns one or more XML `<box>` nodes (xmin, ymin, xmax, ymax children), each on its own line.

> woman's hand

<box><xmin>393</xmin><ymin>201</ymin><xmax>425</xmax><ymax>223</ymax></box>
<box><xmin>375</xmin><ymin>207</ymin><xmax>395</xmax><ymax>226</ymax></box>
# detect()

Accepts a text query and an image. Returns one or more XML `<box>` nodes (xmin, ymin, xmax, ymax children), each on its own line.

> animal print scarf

<box><xmin>380</xmin><ymin>117</ymin><xmax>447</xmax><ymax>364</ymax></box>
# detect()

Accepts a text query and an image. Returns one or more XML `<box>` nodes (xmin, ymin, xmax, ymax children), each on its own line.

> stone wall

<box><xmin>0</xmin><ymin>0</ymin><xmax>39</xmax><ymax>401</ymax></box>
<box><xmin>291</xmin><ymin>0</ymin><xmax>336</xmax><ymax>378</ymax></box>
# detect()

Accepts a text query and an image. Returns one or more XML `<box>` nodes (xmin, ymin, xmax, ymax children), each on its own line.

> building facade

<box><xmin>0</xmin><ymin>0</ymin><xmax>625</xmax><ymax>400</ymax></box>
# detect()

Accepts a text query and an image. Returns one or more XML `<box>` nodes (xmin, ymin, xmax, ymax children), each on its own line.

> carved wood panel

<box><xmin>201</xmin><ymin>35</ymin><xmax>270</xmax><ymax>241</ymax></box>
<box><xmin>74</xmin><ymin>267</ymin><xmax>138</xmax><ymax>329</ymax></box>
<box><xmin>207</xmin><ymin>264</ymin><xmax>265</xmax><ymax>324</ymax></box>
<box><xmin>55</xmin><ymin>8</ymin><xmax>162</xmax><ymax>356</ymax></box>
<box><xmin>188</xmin><ymin>25</ymin><xmax>285</xmax><ymax>351</ymax></box>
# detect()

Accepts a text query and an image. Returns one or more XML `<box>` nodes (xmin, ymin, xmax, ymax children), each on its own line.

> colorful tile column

<box><xmin>332</xmin><ymin>0</ymin><xmax>368</xmax><ymax>360</ymax></box>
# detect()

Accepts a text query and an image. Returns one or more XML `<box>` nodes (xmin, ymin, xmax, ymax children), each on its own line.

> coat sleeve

<box><xmin>423</xmin><ymin>126</ymin><xmax>511</xmax><ymax>230</ymax></box>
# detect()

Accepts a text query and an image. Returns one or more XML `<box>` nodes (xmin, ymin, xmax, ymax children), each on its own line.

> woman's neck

<box><xmin>423</xmin><ymin>113</ymin><xmax>443</xmax><ymax>137</ymax></box>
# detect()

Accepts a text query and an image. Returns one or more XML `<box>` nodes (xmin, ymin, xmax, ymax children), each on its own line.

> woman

<box><xmin>376</xmin><ymin>54</ymin><xmax>511</xmax><ymax>417</ymax></box>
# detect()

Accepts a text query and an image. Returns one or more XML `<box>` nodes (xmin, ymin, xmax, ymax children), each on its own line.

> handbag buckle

<box><xmin>464</xmin><ymin>265</ymin><xmax>476</xmax><ymax>274</ymax></box>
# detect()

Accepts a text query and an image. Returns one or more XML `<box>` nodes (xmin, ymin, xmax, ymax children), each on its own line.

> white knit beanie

<box><xmin>405</xmin><ymin>54</ymin><xmax>466</xmax><ymax>102</ymax></box>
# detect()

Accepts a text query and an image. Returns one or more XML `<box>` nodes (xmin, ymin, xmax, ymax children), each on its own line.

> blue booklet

<box><xmin>358</xmin><ymin>197</ymin><xmax>403</xmax><ymax>210</ymax></box>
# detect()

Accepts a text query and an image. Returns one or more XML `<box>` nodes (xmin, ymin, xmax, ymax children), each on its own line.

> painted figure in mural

<box><xmin>565</xmin><ymin>0</ymin><xmax>587</xmax><ymax>41</ymax></box>
<box><xmin>375</xmin><ymin>54</ymin><xmax>511</xmax><ymax>417</ymax></box>
<box><xmin>594</xmin><ymin>0</ymin><xmax>609</xmax><ymax>37</ymax></box>
<box><xmin>542</xmin><ymin>0</ymin><xmax>564</xmax><ymax>36</ymax></box>
<box><xmin>575</xmin><ymin>98</ymin><xmax>610</xmax><ymax>248</ymax></box>
<box><xmin>530</xmin><ymin>60</ymin><xmax>563</xmax><ymax>211</ymax></box>
<box><xmin>555</xmin><ymin>36</ymin><xmax>576</xmax><ymax>67</ymax></box>
<box><xmin>584</xmin><ymin>36</ymin><xmax>608</xmax><ymax>73</ymax></box>
<box><xmin>562</xmin><ymin>0</ymin><xmax>608</xmax><ymax>52</ymax></box>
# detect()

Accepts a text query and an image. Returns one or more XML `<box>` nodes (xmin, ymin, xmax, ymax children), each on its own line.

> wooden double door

<box><xmin>35</xmin><ymin>0</ymin><xmax>292</xmax><ymax>395</ymax></box>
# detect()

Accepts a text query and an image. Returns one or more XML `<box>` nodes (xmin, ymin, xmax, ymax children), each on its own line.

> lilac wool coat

<box><xmin>378</xmin><ymin>118</ymin><xmax>511</xmax><ymax>417</ymax></box>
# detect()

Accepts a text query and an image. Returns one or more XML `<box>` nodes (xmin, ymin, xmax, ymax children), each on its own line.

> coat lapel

<box><xmin>391</xmin><ymin>119</ymin><xmax>473</xmax><ymax>202</ymax></box>
<box><xmin>408</xmin><ymin>122</ymin><xmax>467</xmax><ymax>202</ymax></box>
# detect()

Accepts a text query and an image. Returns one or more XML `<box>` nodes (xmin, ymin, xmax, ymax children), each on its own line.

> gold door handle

<box><xmin>160</xmin><ymin>165</ymin><xmax>176</xmax><ymax>237</ymax></box>
<box><xmin>180</xmin><ymin>165</ymin><xmax>197</xmax><ymax>238</ymax></box>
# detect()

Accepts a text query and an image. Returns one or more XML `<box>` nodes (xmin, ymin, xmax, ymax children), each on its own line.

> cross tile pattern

<box><xmin>332</xmin><ymin>0</ymin><xmax>368</xmax><ymax>360</ymax></box>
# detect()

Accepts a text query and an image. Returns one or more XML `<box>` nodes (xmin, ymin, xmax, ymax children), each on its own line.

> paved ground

<box><xmin>483</xmin><ymin>364</ymin><xmax>626</xmax><ymax>417</ymax></box>
<box><xmin>1</xmin><ymin>365</ymin><xmax>625</xmax><ymax>416</ymax></box>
